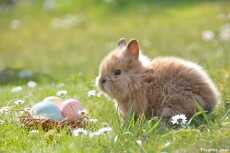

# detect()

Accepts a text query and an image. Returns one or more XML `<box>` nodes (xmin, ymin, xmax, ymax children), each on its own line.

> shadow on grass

<box><xmin>0</xmin><ymin>67</ymin><xmax>54</xmax><ymax>85</ymax></box>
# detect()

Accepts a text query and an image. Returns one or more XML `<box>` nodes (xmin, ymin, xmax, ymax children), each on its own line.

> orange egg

<box><xmin>43</xmin><ymin>96</ymin><xmax>63</xmax><ymax>107</ymax></box>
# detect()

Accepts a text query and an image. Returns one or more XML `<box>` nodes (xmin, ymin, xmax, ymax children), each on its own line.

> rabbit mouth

<box><xmin>96</xmin><ymin>76</ymin><xmax>125</xmax><ymax>100</ymax></box>
<box><xmin>102</xmin><ymin>82</ymin><xmax>113</xmax><ymax>94</ymax></box>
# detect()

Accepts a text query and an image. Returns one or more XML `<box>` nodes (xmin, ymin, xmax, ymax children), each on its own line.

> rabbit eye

<box><xmin>113</xmin><ymin>69</ymin><xmax>121</xmax><ymax>76</ymax></box>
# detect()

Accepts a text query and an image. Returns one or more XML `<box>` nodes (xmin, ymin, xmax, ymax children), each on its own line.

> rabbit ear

<box><xmin>126</xmin><ymin>39</ymin><xmax>139</xmax><ymax>58</ymax></box>
<box><xmin>118</xmin><ymin>38</ymin><xmax>127</xmax><ymax>48</ymax></box>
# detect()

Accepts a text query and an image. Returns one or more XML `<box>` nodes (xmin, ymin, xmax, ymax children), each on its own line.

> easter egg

<box><xmin>32</xmin><ymin>101</ymin><xmax>64</xmax><ymax>121</ymax></box>
<box><xmin>60</xmin><ymin>99</ymin><xmax>82</xmax><ymax>120</ymax></box>
<box><xmin>43</xmin><ymin>96</ymin><xmax>63</xmax><ymax>107</ymax></box>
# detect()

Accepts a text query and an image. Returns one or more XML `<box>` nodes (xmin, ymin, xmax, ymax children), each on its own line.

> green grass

<box><xmin>0</xmin><ymin>0</ymin><xmax>230</xmax><ymax>152</ymax></box>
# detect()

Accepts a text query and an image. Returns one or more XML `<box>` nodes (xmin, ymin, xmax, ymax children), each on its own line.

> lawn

<box><xmin>0</xmin><ymin>0</ymin><xmax>230</xmax><ymax>153</ymax></box>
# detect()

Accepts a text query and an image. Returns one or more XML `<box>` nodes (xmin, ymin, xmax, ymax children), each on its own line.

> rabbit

<box><xmin>96</xmin><ymin>38</ymin><xmax>219</xmax><ymax>120</ymax></box>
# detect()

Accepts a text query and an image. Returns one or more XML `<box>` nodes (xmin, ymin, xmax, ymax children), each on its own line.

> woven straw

<box><xmin>20</xmin><ymin>112</ymin><xmax>88</xmax><ymax>131</ymax></box>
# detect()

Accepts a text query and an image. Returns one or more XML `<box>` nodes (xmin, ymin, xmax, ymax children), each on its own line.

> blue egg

<box><xmin>32</xmin><ymin>101</ymin><xmax>64</xmax><ymax>121</ymax></box>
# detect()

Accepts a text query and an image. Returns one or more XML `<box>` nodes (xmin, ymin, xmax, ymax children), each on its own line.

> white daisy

<box><xmin>170</xmin><ymin>114</ymin><xmax>187</xmax><ymax>125</ymax></box>
<box><xmin>89</xmin><ymin>127</ymin><xmax>112</xmax><ymax>137</ymax></box>
<box><xmin>87</xmin><ymin>90</ymin><xmax>97</xmax><ymax>97</ymax></box>
<box><xmin>14</xmin><ymin>99</ymin><xmax>25</xmax><ymax>105</ymax></box>
<box><xmin>11</xmin><ymin>86</ymin><xmax>23</xmax><ymax>93</ymax></box>
<box><xmin>136</xmin><ymin>140</ymin><xmax>143</xmax><ymax>146</ymax></box>
<box><xmin>98</xmin><ymin>127</ymin><xmax>112</xmax><ymax>133</ymax></box>
<box><xmin>164</xmin><ymin>142</ymin><xmax>171</xmax><ymax>148</ymax></box>
<box><xmin>27</xmin><ymin>81</ymin><xmax>37</xmax><ymax>88</ymax></box>
<box><xmin>56</xmin><ymin>90</ymin><xmax>68</xmax><ymax>97</ymax></box>
<box><xmin>201</xmin><ymin>31</ymin><xmax>215</xmax><ymax>41</ymax></box>
<box><xmin>89</xmin><ymin>131</ymin><xmax>101</xmax><ymax>137</ymax></box>
<box><xmin>30</xmin><ymin>130</ymin><xmax>39</xmax><ymax>134</ymax></box>
<box><xmin>0</xmin><ymin>106</ymin><xmax>10</xmax><ymax>114</ymax></box>
<box><xmin>10</xmin><ymin>19</ymin><xmax>21</xmax><ymax>30</ymax></box>
<box><xmin>72</xmin><ymin>128</ymin><xmax>88</xmax><ymax>136</ymax></box>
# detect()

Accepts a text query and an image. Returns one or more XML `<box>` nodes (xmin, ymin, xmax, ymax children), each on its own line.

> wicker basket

<box><xmin>20</xmin><ymin>112</ymin><xmax>88</xmax><ymax>131</ymax></box>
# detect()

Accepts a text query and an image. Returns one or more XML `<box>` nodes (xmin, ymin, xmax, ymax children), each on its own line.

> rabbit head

<box><xmin>97</xmin><ymin>38</ymin><xmax>146</xmax><ymax>101</ymax></box>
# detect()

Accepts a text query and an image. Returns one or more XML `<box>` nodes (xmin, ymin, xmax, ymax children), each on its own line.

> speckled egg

<box><xmin>43</xmin><ymin>96</ymin><xmax>63</xmax><ymax>107</ymax></box>
<box><xmin>31</xmin><ymin>101</ymin><xmax>64</xmax><ymax>121</ymax></box>
<box><xmin>60</xmin><ymin>99</ymin><xmax>82</xmax><ymax>120</ymax></box>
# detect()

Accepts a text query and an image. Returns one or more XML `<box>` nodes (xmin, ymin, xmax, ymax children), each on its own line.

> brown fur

<box><xmin>97</xmin><ymin>39</ymin><xmax>219</xmax><ymax>120</ymax></box>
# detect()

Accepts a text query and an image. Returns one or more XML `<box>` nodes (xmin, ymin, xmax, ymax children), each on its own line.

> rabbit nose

<box><xmin>100</xmin><ymin>77</ymin><xmax>106</xmax><ymax>84</ymax></box>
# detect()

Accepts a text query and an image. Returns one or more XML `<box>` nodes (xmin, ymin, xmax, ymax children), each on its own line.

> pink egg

<box><xmin>60</xmin><ymin>99</ymin><xmax>82</xmax><ymax>120</ymax></box>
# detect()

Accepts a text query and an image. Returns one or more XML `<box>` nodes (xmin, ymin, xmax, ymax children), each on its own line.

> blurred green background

<box><xmin>0</xmin><ymin>1</ymin><xmax>230</xmax><ymax>153</ymax></box>
<box><xmin>0</xmin><ymin>0</ymin><xmax>229</xmax><ymax>81</ymax></box>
